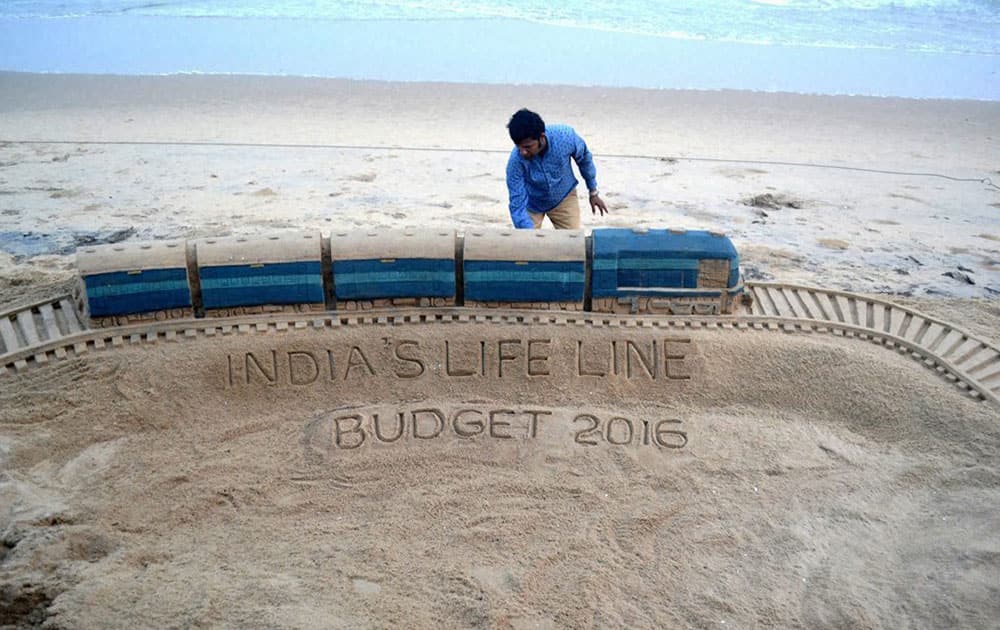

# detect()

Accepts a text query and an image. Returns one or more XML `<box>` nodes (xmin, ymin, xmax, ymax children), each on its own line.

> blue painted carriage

<box><xmin>194</xmin><ymin>232</ymin><xmax>325</xmax><ymax>316</ymax></box>
<box><xmin>330</xmin><ymin>229</ymin><xmax>456</xmax><ymax>309</ymax></box>
<box><xmin>462</xmin><ymin>229</ymin><xmax>586</xmax><ymax>310</ymax></box>
<box><xmin>76</xmin><ymin>240</ymin><xmax>193</xmax><ymax>325</ymax></box>
<box><xmin>590</xmin><ymin>228</ymin><xmax>743</xmax><ymax>314</ymax></box>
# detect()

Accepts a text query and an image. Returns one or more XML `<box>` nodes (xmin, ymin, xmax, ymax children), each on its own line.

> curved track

<box><xmin>0</xmin><ymin>296</ymin><xmax>86</xmax><ymax>373</ymax></box>
<box><xmin>744</xmin><ymin>283</ymin><xmax>1000</xmax><ymax>404</ymax></box>
<box><xmin>2</xmin><ymin>283</ymin><xmax>998</xmax><ymax>406</ymax></box>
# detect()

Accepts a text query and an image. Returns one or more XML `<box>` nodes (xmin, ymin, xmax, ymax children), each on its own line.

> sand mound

<box><xmin>2</xmin><ymin>321</ymin><xmax>999</xmax><ymax>628</ymax></box>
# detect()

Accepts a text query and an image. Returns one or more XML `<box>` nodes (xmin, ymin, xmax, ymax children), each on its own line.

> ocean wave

<box><xmin>2</xmin><ymin>0</ymin><xmax>998</xmax><ymax>55</ymax></box>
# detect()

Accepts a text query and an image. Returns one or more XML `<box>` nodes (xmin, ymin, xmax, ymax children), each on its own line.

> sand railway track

<box><xmin>0</xmin><ymin>295</ymin><xmax>86</xmax><ymax>372</ymax></box>
<box><xmin>743</xmin><ymin>283</ymin><xmax>1000</xmax><ymax>405</ymax></box>
<box><xmin>1</xmin><ymin>283</ymin><xmax>998</xmax><ymax>406</ymax></box>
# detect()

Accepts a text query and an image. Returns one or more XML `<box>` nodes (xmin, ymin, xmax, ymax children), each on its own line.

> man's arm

<box><xmin>506</xmin><ymin>155</ymin><xmax>535</xmax><ymax>229</ymax></box>
<box><xmin>570</xmin><ymin>129</ymin><xmax>598</xmax><ymax>193</ymax></box>
<box><xmin>570</xmin><ymin>129</ymin><xmax>609</xmax><ymax>217</ymax></box>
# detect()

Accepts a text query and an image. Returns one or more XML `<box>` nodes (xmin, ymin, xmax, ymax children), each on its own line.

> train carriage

<box><xmin>463</xmin><ymin>229</ymin><xmax>586</xmax><ymax>310</ymax></box>
<box><xmin>194</xmin><ymin>232</ymin><xmax>325</xmax><ymax>316</ymax></box>
<box><xmin>330</xmin><ymin>229</ymin><xmax>457</xmax><ymax>310</ymax></box>
<box><xmin>590</xmin><ymin>227</ymin><xmax>744</xmax><ymax>315</ymax></box>
<box><xmin>76</xmin><ymin>240</ymin><xmax>193</xmax><ymax>327</ymax></box>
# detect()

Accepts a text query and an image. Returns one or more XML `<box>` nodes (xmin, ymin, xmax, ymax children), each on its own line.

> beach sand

<box><xmin>1</xmin><ymin>73</ymin><xmax>999</xmax><ymax>628</ymax></box>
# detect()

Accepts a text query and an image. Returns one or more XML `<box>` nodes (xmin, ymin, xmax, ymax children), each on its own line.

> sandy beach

<box><xmin>1</xmin><ymin>73</ymin><xmax>998</xmax><ymax>304</ymax></box>
<box><xmin>1</xmin><ymin>73</ymin><xmax>999</xmax><ymax>628</ymax></box>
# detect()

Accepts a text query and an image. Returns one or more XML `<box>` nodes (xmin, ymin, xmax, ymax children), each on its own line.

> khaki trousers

<box><xmin>528</xmin><ymin>190</ymin><xmax>581</xmax><ymax>229</ymax></box>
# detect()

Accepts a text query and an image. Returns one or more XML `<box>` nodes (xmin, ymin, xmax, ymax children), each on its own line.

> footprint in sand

<box><xmin>742</xmin><ymin>193</ymin><xmax>805</xmax><ymax>210</ymax></box>
<box><xmin>252</xmin><ymin>188</ymin><xmax>277</xmax><ymax>197</ymax></box>
<box><xmin>686</xmin><ymin>209</ymin><xmax>724</xmax><ymax>223</ymax></box>
<box><xmin>450</xmin><ymin>212</ymin><xmax>491</xmax><ymax>224</ymax></box>
<box><xmin>461</xmin><ymin>194</ymin><xmax>500</xmax><ymax>204</ymax></box>
<box><xmin>888</xmin><ymin>192</ymin><xmax>929</xmax><ymax>205</ymax></box>
<box><xmin>344</xmin><ymin>173</ymin><xmax>377</xmax><ymax>183</ymax></box>
<box><xmin>872</xmin><ymin>219</ymin><xmax>901</xmax><ymax>225</ymax></box>
<box><xmin>818</xmin><ymin>239</ymin><xmax>850</xmax><ymax>250</ymax></box>
<box><xmin>975</xmin><ymin>233</ymin><xmax>999</xmax><ymax>241</ymax></box>
<box><xmin>717</xmin><ymin>167</ymin><xmax>769</xmax><ymax>179</ymax></box>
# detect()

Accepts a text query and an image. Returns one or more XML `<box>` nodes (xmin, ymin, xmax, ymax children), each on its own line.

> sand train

<box><xmin>74</xmin><ymin>227</ymin><xmax>748</xmax><ymax>326</ymax></box>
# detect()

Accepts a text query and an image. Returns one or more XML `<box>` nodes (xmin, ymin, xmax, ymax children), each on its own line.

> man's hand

<box><xmin>589</xmin><ymin>194</ymin><xmax>608</xmax><ymax>217</ymax></box>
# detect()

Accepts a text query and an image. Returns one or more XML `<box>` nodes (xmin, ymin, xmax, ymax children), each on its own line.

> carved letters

<box><xmin>302</xmin><ymin>406</ymin><xmax>687</xmax><ymax>453</ymax></box>
<box><xmin>230</xmin><ymin>337</ymin><xmax>699</xmax><ymax>455</ymax></box>
<box><xmin>225</xmin><ymin>336</ymin><xmax>695</xmax><ymax>387</ymax></box>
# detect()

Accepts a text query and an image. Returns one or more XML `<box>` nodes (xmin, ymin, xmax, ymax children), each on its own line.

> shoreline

<box><xmin>1</xmin><ymin>15</ymin><xmax>998</xmax><ymax>99</ymax></box>
<box><xmin>4</xmin><ymin>70</ymin><xmax>1000</xmax><ymax>104</ymax></box>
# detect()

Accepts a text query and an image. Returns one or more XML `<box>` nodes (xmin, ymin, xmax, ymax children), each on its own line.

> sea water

<box><xmin>0</xmin><ymin>0</ymin><xmax>997</xmax><ymax>99</ymax></box>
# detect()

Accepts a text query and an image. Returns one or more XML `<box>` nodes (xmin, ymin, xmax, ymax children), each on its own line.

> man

<box><xmin>505</xmin><ymin>109</ymin><xmax>608</xmax><ymax>229</ymax></box>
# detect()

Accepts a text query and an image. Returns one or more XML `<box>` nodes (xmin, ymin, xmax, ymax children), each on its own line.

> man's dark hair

<box><xmin>507</xmin><ymin>109</ymin><xmax>545</xmax><ymax>143</ymax></box>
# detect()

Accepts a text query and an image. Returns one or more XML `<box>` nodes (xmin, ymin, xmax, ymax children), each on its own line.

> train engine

<box><xmin>590</xmin><ymin>228</ymin><xmax>744</xmax><ymax>315</ymax></box>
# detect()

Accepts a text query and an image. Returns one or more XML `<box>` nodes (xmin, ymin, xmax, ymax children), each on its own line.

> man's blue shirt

<box><xmin>506</xmin><ymin>124</ymin><xmax>598</xmax><ymax>229</ymax></box>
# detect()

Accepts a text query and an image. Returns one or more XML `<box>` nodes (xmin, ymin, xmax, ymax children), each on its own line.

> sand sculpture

<box><xmin>2</xmin><ymin>227</ymin><xmax>998</xmax><ymax>627</ymax></box>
